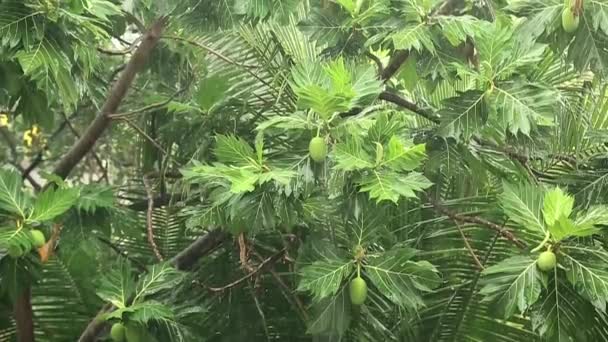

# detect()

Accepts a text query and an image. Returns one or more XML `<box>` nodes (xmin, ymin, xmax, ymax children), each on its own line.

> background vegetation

<box><xmin>2</xmin><ymin>0</ymin><xmax>608</xmax><ymax>341</ymax></box>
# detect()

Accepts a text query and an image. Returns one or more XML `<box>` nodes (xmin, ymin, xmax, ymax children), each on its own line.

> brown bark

<box><xmin>52</xmin><ymin>18</ymin><xmax>167</xmax><ymax>179</ymax></box>
<box><xmin>14</xmin><ymin>287</ymin><xmax>35</xmax><ymax>342</ymax></box>
<box><xmin>380</xmin><ymin>50</ymin><xmax>410</xmax><ymax>81</ymax></box>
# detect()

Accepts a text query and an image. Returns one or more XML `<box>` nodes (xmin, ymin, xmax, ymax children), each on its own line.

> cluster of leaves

<box><xmin>0</xmin><ymin>168</ymin><xmax>79</xmax><ymax>255</ymax></box>
<box><xmin>2</xmin><ymin>0</ymin><xmax>608</xmax><ymax>341</ymax></box>
<box><xmin>480</xmin><ymin>183</ymin><xmax>608</xmax><ymax>339</ymax></box>
<box><xmin>0</xmin><ymin>0</ymin><xmax>124</xmax><ymax>128</ymax></box>
<box><xmin>96</xmin><ymin>260</ymin><xmax>187</xmax><ymax>340</ymax></box>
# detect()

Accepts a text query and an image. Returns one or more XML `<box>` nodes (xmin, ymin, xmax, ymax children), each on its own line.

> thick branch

<box><xmin>78</xmin><ymin>229</ymin><xmax>228</xmax><ymax>342</ymax></box>
<box><xmin>60</xmin><ymin>111</ymin><xmax>108</xmax><ymax>182</ymax></box>
<box><xmin>365</xmin><ymin>52</ymin><xmax>383</xmax><ymax>76</ymax></box>
<box><xmin>13</xmin><ymin>287</ymin><xmax>34</xmax><ymax>342</ymax></box>
<box><xmin>381</xmin><ymin>50</ymin><xmax>409</xmax><ymax>81</ymax></box>
<box><xmin>52</xmin><ymin>18</ymin><xmax>167</xmax><ymax>179</ymax></box>
<box><xmin>378</xmin><ymin>91</ymin><xmax>440</xmax><ymax>123</ymax></box>
<box><xmin>14</xmin><ymin>18</ymin><xmax>167</xmax><ymax>342</ymax></box>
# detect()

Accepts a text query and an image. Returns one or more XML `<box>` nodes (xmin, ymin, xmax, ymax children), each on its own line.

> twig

<box><xmin>0</xmin><ymin>127</ymin><xmax>18</xmax><ymax>157</ymax></box>
<box><xmin>143</xmin><ymin>175</ymin><xmax>164</xmax><ymax>261</ymax></box>
<box><xmin>116</xmin><ymin>117</ymin><xmax>168</xmax><ymax>156</ymax></box>
<box><xmin>454</xmin><ymin>220</ymin><xmax>485</xmax><ymax>270</ymax></box>
<box><xmin>238</xmin><ymin>233</ymin><xmax>254</xmax><ymax>272</ymax></box>
<box><xmin>96</xmin><ymin>37</ymin><xmax>142</xmax><ymax>56</ymax></box>
<box><xmin>108</xmin><ymin>100</ymin><xmax>172</xmax><ymax>119</ymax></box>
<box><xmin>96</xmin><ymin>46</ymin><xmax>132</xmax><ymax>56</ymax></box>
<box><xmin>249</xmin><ymin>285</ymin><xmax>270</xmax><ymax>341</ymax></box>
<box><xmin>163</xmin><ymin>35</ymin><xmax>257</xmax><ymax>68</ymax></box>
<box><xmin>96</xmin><ymin>237</ymin><xmax>147</xmax><ymax>272</ymax></box>
<box><xmin>11</xmin><ymin>163</ymin><xmax>41</xmax><ymax>191</ymax></box>
<box><xmin>108</xmin><ymin>64</ymin><xmax>126</xmax><ymax>83</ymax></box>
<box><xmin>163</xmin><ymin>35</ymin><xmax>283</xmax><ymax>97</ymax></box>
<box><xmin>250</xmin><ymin>250</ymin><xmax>308</xmax><ymax>322</ymax></box>
<box><xmin>108</xmin><ymin>88</ymin><xmax>185</xmax><ymax>119</ymax></box>
<box><xmin>208</xmin><ymin>248</ymin><xmax>286</xmax><ymax>292</ymax></box>
<box><xmin>365</xmin><ymin>51</ymin><xmax>384</xmax><ymax>76</ymax></box>
<box><xmin>127</xmin><ymin>193</ymin><xmax>175</xmax><ymax>211</ymax></box>
<box><xmin>431</xmin><ymin>199</ymin><xmax>527</xmax><ymax>249</ymax></box>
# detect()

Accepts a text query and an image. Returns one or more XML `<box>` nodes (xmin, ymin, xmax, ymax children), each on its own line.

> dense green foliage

<box><xmin>2</xmin><ymin>0</ymin><xmax>608</xmax><ymax>341</ymax></box>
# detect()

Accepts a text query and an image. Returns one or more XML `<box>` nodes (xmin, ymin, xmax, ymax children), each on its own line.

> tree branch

<box><xmin>116</xmin><ymin>117</ymin><xmax>168</xmax><ymax>156</ymax></box>
<box><xmin>431</xmin><ymin>199</ymin><xmax>527</xmax><ymax>249</ymax></box>
<box><xmin>454</xmin><ymin>220</ymin><xmax>485</xmax><ymax>270</ymax></box>
<box><xmin>365</xmin><ymin>52</ymin><xmax>384</xmax><ymax>76</ymax></box>
<box><xmin>381</xmin><ymin>50</ymin><xmax>409</xmax><ymax>81</ymax></box>
<box><xmin>143</xmin><ymin>175</ymin><xmax>164</xmax><ymax>261</ymax></box>
<box><xmin>77</xmin><ymin>229</ymin><xmax>228</xmax><ymax>342</ymax></box>
<box><xmin>59</xmin><ymin>111</ymin><xmax>109</xmax><ymax>183</ymax></box>
<box><xmin>208</xmin><ymin>248</ymin><xmax>286</xmax><ymax>292</ymax></box>
<box><xmin>96</xmin><ymin>237</ymin><xmax>147</xmax><ymax>272</ymax></box>
<box><xmin>13</xmin><ymin>287</ymin><xmax>34</xmax><ymax>342</ymax></box>
<box><xmin>378</xmin><ymin>91</ymin><xmax>440</xmax><ymax>123</ymax></box>
<box><xmin>52</xmin><ymin>18</ymin><xmax>167</xmax><ymax>179</ymax></box>
<box><xmin>14</xmin><ymin>18</ymin><xmax>168</xmax><ymax>342</ymax></box>
<box><xmin>162</xmin><ymin>35</ymin><xmax>257</xmax><ymax>68</ymax></box>
<box><xmin>108</xmin><ymin>87</ymin><xmax>185</xmax><ymax>119</ymax></box>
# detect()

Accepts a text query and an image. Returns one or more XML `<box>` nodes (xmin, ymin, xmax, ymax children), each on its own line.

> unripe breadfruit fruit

<box><xmin>349</xmin><ymin>277</ymin><xmax>368</xmax><ymax>305</ymax></box>
<box><xmin>125</xmin><ymin>324</ymin><xmax>145</xmax><ymax>342</ymax></box>
<box><xmin>30</xmin><ymin>229</ymin><xmax>46</xmax><ymax>248</ymax></box>
<box><xmin>309</xmin><ymin>137</ymin><xmax>327</xmax><ymax>162</ymax></box>
<box><xmin>562</xmin><ymin>7</ymin><xmax>579</xmax><ymax>33</ymax></box>
<box><xmin>7</xmin><ymin>245</ymin><xmax>22</xmax><ymax>258</ymax></box>
<box><xmin>110</xmin><ymin>323</ymin><xmax>126</xmax><ymax>342</ymax></box>
<box><xmin>537</xmin><ymin>251</ymin><xmax>557</xmax><ymax>272</ymax></box>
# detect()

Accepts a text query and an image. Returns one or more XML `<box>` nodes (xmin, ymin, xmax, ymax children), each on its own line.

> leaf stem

<box><xmin>531</xmin><ymin>231</ymin><xmax>551</xmax><ymax>253</ymax></box>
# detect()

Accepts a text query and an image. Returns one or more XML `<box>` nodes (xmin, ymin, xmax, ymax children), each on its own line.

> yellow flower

<box><xmin>31</xmin><ymin>124</ymin><xmax>40</xmax><ymax>136</ymax></box>
<box><xmin>23</xmin><ymin>125</ymin><xmax>43</xmax><ymax>148</ymax></box>
<box><xmin>0</xmin><ymin>114</ymin><xmax>8</xmax><ymax>127</ymax></box>
<box><xmin>23</xmin><ymin>131</ymin><xmax>33</xmax><ymax>147</ymax></box>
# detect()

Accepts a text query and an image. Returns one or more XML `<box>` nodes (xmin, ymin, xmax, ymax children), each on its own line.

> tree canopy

<box><xmin>2</xmin><ymin>0</ymin><xmax>608</xmax><ymax>341</ymax></box>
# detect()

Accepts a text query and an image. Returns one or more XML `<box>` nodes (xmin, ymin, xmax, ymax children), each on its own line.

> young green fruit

<box><xmin>309</xmin><ymin>137</ymin><xmax>327</xmax><ymax>162</ymax></box>
<box><xmin>562</xmin><ymin>7</ymin><xmax>580</xmax><ymax>33</ymax></box>
<box><xmin>125</xmin><ymin>324</ymin><xmax>145</xmax><ymax>342</ymax></box>
<box><xmin>7</xmin><ymin>245</ymin><xmax>23</xmax><ymax>258</ymax></box>
<box><xmin>537</xmin><ymin>251</ymin><xmax>557</xmax><ymax>272</ymax></box>
<box><xmin>30</xmin><ymin>229</ymin><xmax>46</xmax><ymax>248</ymax></box>
<box><xmin>110</xmin><ymin>323</ymin><xmax>126</xmax><ymax>342</ymax></box>
<box><xmin>349</xmin><ymin>277</ymin><xmax>368</xmax><ymax>305</ymax></box>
